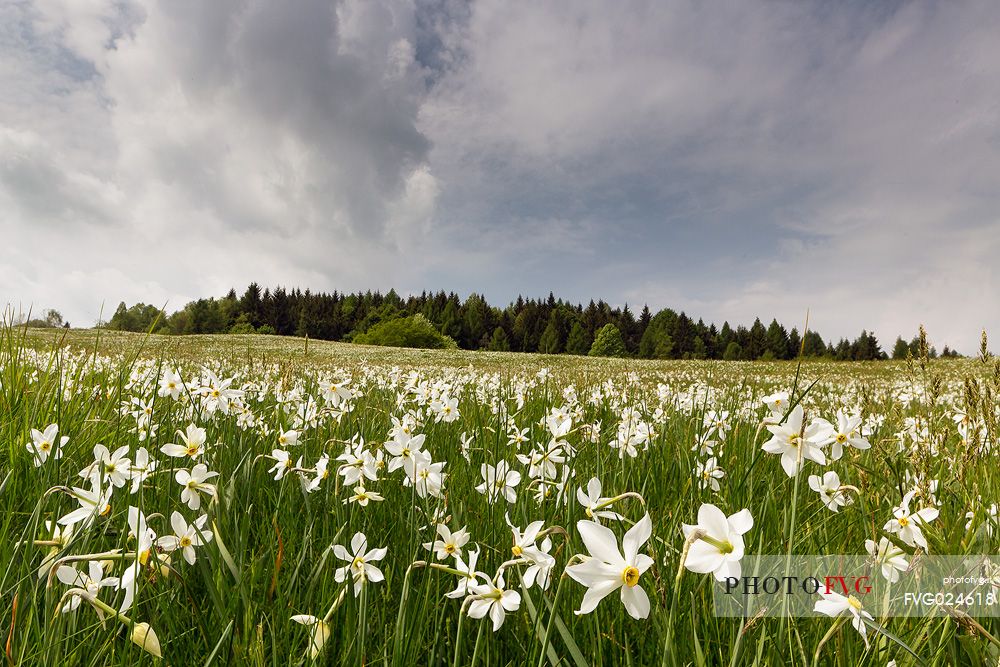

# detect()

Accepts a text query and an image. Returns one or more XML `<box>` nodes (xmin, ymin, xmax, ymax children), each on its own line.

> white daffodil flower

<box><xmin>118</xmin><ymin>507</ymin><xmax>158</xmax><ymax>613</ymax></box>
<box><xmin>58</xmin><ymin>472</ymin><xmax>112</xmax><ymax>528</ymax></box>
<box><xmin>336</xmin><ymin>438</ymin><xmax>379</xmax><ymax>486</ymax></box>
<box><xmin>27</xmin><ymin>423</ymin><xmax>67</xmax><ymax>466</ymax></box>
<box><xmin>445</xmin><ymin>548</ymin><xmax>482</xmax><ymax>599</ymax></box>
<box><xmin>55</xmin><ymin>561</ymin><xmax>119</xmax><ymax>613</ymax></box>
<box><xmin>161</xmin><ymin>423</ymin><xmax>208</xmax><ymax>460</ymax></box>
<box><xmin>865</xmin><ymin>537</ymin><xmax>909</xmax><ymax>583</ymax></box>
<box><xmin>157</xmin><ymin>511</ymin><xmax>213</xmax><ymax>565</ymax></box>
<box><xmin>88</xmin><ymin>443</ymin><xmax>132</xmax><ymax>489</ymax></box>
<box><xmin>760</xmin><ymin>391</ymin><xmax>789</xmax><ymax>422</ymax></box>
<box><xmin>175</xmin><ymin>464</ymin><xmax>219</xmax><ymax>511</ymax></box>
<box><xmin>467</xmin><ymin>574</ymin><xmax>521</xmax><ymax>631</ymax></box>
<box><xmin>476</xmin><ymin>461</ymin><xmax>520</xmax><ymax>504</ymax></box>
<box><xmin>884</xmin><ymin>490</ymin><xmax>939</xmax><ymax>550</ymax></box>
<box><xmin>158</xmin><ymin>368</ymin><xmax>183</xmax><ymax>399</ymax></box>
<box><xmin>565</xmin><ymin>513</ymin><xmax>653</xmax><ymax>619</ymax></box>
<box><xmin>344</xmin><ymin>483</ymin><xmax>384</xmax><ymax>506</ymax></box>
<box><xmin>505</xmin><ymin>516</ymin><xmax>555</xmax><ymax>590</ymax></box>
<box><xmin>820</xmin><ymin>411</ymin><xmax>871</xmax><ymax>460</ymax></box>
<box><xmin>384</xmin><ymin>432</ymin><xmax>427</xmax><ymax>475</ymax></box>
<box><xmin>762</xmin><ymin>404</ymin><xmax>827</xmax><ymax>477</ymax></box>
<box><xmin>269</xmin><ymin>449</ymin><xmax>294</xmax><ymax>480</ymax></box>
<box><xmin>695</xmin><ymin>457</ymin><xmax>726</xmax><ymax>492</ymax></box>
<box><xmin>306</xmin><ymin>453</ymin><xmax>332</xmax><ymax>493</ymax></box>
<box><xmin>333</xmin><ymin>532</ymin><xmax>386</xmax><ymax>597</ymax></box>
<box><xmin>199</xmin><ymin>369</ymin><xmax>244</xmax><ymax>415</ymax></box>
<box><xmin>423</xmin><ymin>524</ymin><xmax>471</xmax><ymax>561</ymax></box>
<box><xmin>814</xmin><ymin>590</ymin><xmax>874</xmax><ymax>647</ymax></box>
<box><xmin>681</xmin><ymin>503</ymin><xmax>754</xmax><ymax>581</ymax></box>
<box><xmin>807</xmin><ymin>471</ymin><xmax>852</xmax><ymax>512</ymax></box>
<box><xmin>406</xmin><ymin>452</ymin><xmax>446</xmax><ymax>499</ymax></box>
<box><xmin>128</xmin><ymin>447</ymin><xmax>157</xmax><ymax>494</ymax></box>
<box><xmin>576</xmin><ymin>477</ymin><xmax>623</xmax><ymax>523</ymax></box>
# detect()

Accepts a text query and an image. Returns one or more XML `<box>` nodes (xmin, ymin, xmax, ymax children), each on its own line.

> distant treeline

<box><xmin>104</xmin><ymin>284</ymin><xmax>960</xmax><ymax>360</ymax></box>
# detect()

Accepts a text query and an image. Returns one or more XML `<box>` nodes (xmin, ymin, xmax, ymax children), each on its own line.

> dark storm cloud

<box><xmin>1</xmin><ymin>0</ymin><xmax>998</xmax><ymax>350</ymax></box>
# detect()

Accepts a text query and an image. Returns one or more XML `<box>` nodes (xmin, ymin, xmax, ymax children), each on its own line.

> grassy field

<box><xmin>1</xmin><ymin>327</ymin><xmax>997</xmax><ymax>665</ymax></box>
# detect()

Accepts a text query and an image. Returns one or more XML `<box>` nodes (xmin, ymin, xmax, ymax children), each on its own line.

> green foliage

<box><xmin>107</xmin><ymin>302</ymin><xmax>164</xmax><ymax>332</ymax></box>
<box><xmin>723</xmin><ymin>341</ymin><xmax>742</xmax><ymax>360</ymax></box>
<box><xmin>354</xmin><ymin>314</ymin><xmax>456</xmax><ymax>349</ymax></box>
<box><xmin>4</xmin><ymin>327</ymin><xmax>988</xmax><ymax>666</ymax></box>
<box><xmin>589</xmin><ymin>323</ymin><xmax>628</xmax><ymax>357</ymax></box>
<box><xmin>538</xmin><ymin>311</ymin><xmax>564</xmax><ymax>354</ymax></box>
<box><xmin>487</xmin><ymin>326</ymin><xmax>510</xmax><ymax>351</ymax></box>
<box><xmin>229</xmin><ymin>314</ymin><xmax>256</xmax><ymax>334</ymax></box>
<box><xmin>565</xmin><ymin>322</ymin><xmax>592</xmax><ymax>355</ymax></box>
<box><xmin>103</xmin><ymin>283</ymin><xmax>923</xmax><ymax>361</ymax></box>
<box><xmin>765</xmin><ymin>319</ymin><xmax>790</xmax><ymax>359</ymax></box>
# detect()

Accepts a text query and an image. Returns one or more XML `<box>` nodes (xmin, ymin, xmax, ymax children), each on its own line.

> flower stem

<box><xmin>663</xmin><ymin>529</ymin><xmax>704</xmax><ymax>667</ymax></box>
<box><xmin>535</xmin><ymin>556</ymin><xmax>580</xmax><ymax>667</ymax></box>
<box><xmin>811</xmin><ymin>616</ymin><xmax>846</xmax><ymax>667</ymax></box>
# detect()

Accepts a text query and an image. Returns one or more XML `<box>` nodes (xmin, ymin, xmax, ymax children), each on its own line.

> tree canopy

<box><xmin>99</xmin><ymin>283</ymin><xmax>928</xmax><ymax>360</ymax></box>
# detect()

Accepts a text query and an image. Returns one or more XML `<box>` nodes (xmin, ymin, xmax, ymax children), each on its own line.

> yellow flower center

<box><xmin>186</xmin><ymin>444</ymin><xmax>199</xmax><ymax>457</ymax></box>
<box><xmin>211</xmin><ymin>389</ymin><xmax>221</xmax><ymax>398</ymax></box>
<box><xmin>898</xmin><ymin>516</ymin><xmax>910</xmax><ymax>527</ymax></box>
<box><xmin>179</xmin><ymin>536</ymin><xmax>192</xmax><ymax>548</ymax></box>
<box><xmin>511</xmin><ymin>545</ymin><xmax>523</xmax><ymax>557</ymax></box>
<box><xmin>444</xmin><ymin>544</ymin><xmax>456</xmax><ymax>554</ymax></box>
<box><xmin>622</xmin><ymin>566</ymin><xmax>640</xmax><ymax>587</ymax></box>
<box><xmin>847</xmin><ymin>595</ymin><xmax>863</xmax><ymax>611</ymax></box>
<box><xmin>40</xmin><ymin>441</ymin><xmax>51</xmax><ymax>452</ymax></box>
<box><xmin>100</xmin><ymin>503</ymin><xmax>111</xmax><ymax>517</ymax></box>
<box><xmin>836</xmin><ymin>434</ymin><xmax>847</xmax><ymax>444</ymax></box>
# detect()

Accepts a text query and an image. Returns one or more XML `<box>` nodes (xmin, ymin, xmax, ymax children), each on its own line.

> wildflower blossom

<box><xmin>333</xmin><ymin>532</ymin><xmax>386</xmax><ymax>597</ymax></box>
<box><xmin>681</xmin><ymin>504</ymin><xmax>754</xmax><ymax>581</ymax></box>
<box><xmin>27</xmin><ymin>423</ymin><xmax>66</xmax><ymax>466</ymax></box>
<box><xmin>565</xmin><ymin>514</ymin><xmax>653</xmax><ymax>619</ymax></box>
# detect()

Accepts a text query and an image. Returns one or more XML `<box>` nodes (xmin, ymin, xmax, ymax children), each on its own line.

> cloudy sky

<box><xmin>3</xmin><ymin>0</ymin><xmax>998</xmax><ymax>351</ymax></box>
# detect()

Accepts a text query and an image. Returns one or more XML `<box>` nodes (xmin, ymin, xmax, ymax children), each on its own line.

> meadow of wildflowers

<box><xmin>2</xmin><ymin>327</ymin><xmax>998</xmax><ymax>666</ymax></box>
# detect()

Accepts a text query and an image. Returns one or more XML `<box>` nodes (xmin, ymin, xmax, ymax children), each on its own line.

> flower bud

<box><xmin>308</xmin><ymin>620</ymin><xmax>330</xmax><ymax>659</ymax></box>
<box><xmin>130</xmin><ymin>622</ymin><xmax>162</xmax><ymax>658</ymax></box>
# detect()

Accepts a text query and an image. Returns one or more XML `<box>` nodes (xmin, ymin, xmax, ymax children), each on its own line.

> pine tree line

<box><xmin>104</xmin><ymin>283</ymin><xmax>929</xmax><ymax>360</ymax></box>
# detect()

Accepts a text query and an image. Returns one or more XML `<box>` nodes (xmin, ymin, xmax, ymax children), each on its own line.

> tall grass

<box><xmin>0</xmin><ymin>326</ymin><xmax>997</xmax><ymax>665</ymax></box>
